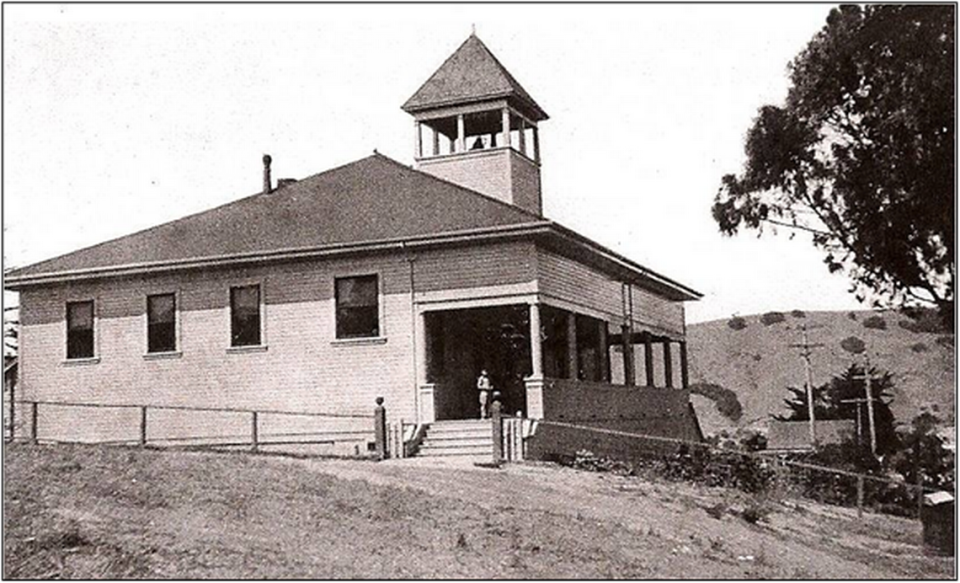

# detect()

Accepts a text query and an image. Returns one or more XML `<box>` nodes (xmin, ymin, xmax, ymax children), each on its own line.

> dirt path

<box><xmin>283</xmin><ymin>456</ymin><xmax>954</xmax><ymax>579</ymax></box>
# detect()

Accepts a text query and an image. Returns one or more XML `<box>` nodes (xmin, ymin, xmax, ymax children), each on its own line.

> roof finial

<box><xmin>471</xmin><ymin>23</ymin><xmax>476</xmax><ymax>36</ymax></box>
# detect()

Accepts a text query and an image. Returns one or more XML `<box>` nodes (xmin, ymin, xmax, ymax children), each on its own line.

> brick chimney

<box><xmin>262</xmin><ymin>154</ymin><xmax>272</xmax><ymax>194</ymax></box>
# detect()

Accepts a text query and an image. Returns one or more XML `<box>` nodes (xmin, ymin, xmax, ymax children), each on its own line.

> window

<box><xmin>230</xmin><ymin>285</ymin><xmax>261</xmax><ymax>347</ymax></box>
<box><xmin>66</xmin><ymin>300</ymin><xmax>95</xmax><ymax>359</ymax></box>
<box><xmin>335</xmin><ymin>275</ymin><xmax>379</xmax><ymax>338</ymax></box>
<box><xmin>147</xmin><ymin>293</ymin><xmax>177</xmax><ymax>353</ymax></box>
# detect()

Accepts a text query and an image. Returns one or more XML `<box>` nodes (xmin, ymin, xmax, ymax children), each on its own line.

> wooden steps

<box><xmin>415</xmin><ymin>419</ymin><xmax>494</xmax><ymax>458</ymax></box>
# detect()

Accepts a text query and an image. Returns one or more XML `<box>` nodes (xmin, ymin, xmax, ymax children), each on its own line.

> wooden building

<box><xmin>5</xmin><ymin>35</ymin><xmax>702</xmax><ymax>452</ymax></box>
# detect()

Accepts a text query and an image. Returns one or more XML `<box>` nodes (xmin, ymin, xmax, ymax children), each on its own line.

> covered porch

<box><xmin>415</xmin><ymin>301</ymin><xmax>690</xmax><ymax>423</ymax></box>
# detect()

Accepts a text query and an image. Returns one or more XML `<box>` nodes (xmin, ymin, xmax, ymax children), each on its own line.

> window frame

<box><xmin>333</xmin><ymin>272</ymin><xmax>384</xmax><ymax>343</ymax></box>
<box><xmin>64</xmin><ymin>298</ymin><xmax>98</xmax><ymax>363</ymax></box>
<box><xmin>144</xmin><ymin>291</ymin><xmax>181</xmax><ymax>357</ymax></box>
<box><xmin>227</xmin><ymin>281</ymin><xmax>267</xmax><ymax>352</ymax></box>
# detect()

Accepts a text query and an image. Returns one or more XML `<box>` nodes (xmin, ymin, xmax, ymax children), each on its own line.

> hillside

<box><xmin>686</xmin><ymin>310</ymin><xmax>955</xmax><ymax>437</ymax></box>
<box><xmin>4</xmin><ymin>444</ymin><xmax>952</xmax><ymax>578</ymax></box>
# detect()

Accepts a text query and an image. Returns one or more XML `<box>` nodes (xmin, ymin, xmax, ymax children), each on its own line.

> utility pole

<box><xmin>852</xmin><ymin>357</ymin><xmax>878</xmax><ymax>456</ymax></box>
<box><xmin>790</xmin><ymin>323</ymin><xmax>825</xmax><ymax>447</ymax></box>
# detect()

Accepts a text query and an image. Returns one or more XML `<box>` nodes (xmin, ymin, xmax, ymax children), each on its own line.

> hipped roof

<box><xmin>402</xmin><ymin>34</ymin><xmax>548</xmax><ymax>122</ymax></box>
<box><xmin>5</xmin><ymin>154</ymin><xmax>700</xmax><ymax>301</ymax></box>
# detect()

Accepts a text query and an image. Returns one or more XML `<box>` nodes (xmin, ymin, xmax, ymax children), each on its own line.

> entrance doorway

<box><xmin>424</xmin><ymin>305</ymin><xmax>531</xmax><ymax>420</ymax></box>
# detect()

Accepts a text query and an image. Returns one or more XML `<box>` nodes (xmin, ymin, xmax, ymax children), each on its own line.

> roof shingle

<box><xmin>402</xmin><ymin>34</ymin><xmax>548</xmax><ymax>121</ymax></box>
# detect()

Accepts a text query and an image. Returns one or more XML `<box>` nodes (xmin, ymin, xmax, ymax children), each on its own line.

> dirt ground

<box><xmin>3</xmin><ymin>443</ymin><xmax>955</xmax><ymax>579</ymax></box>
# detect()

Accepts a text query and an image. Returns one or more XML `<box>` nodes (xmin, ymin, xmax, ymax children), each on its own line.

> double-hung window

<box><xmin>147</xmin><ymin>293</ymin><xmax>177</xmax><ymax>353</ymax></box>
<box><xmin>335</xmin><ymin>275</ymin><xmax>379</xmax><ymax>339</ymax></box>
<box><xmin>66</xmin><ymin>300</ymin><xmax>95</xmax><ymax>359</ymax></box>
<box><xmin>230</xmin><ymin>285</ymin><xmax>261</xmax><ymax>347</ymax></box>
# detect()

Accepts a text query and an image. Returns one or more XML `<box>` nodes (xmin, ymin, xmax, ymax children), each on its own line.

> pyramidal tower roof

<box><xmin>402</xmin><ymin>34</ymin><xmax>548</xmax><ymax>121</ymax></box>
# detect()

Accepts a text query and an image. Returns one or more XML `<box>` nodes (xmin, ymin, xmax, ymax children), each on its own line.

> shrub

<box><xmin>899</xmin><ymin>307</ymin><xmax>948</xmax><ymax>333</ymax></box>
<box><xmin>689</xmin><ymin>383</ymin><xmax>743</xmax><ymax>422</ymax></box>
<box><xmin>911</xmin><ymin>342</ymin><xmax>929</xmax><ymax>353</ymax></box>
<box><xmin>727</xmin><ymin>316</ymin><xmax>748</xmax><ymax>331</ymax></box>
<box><xmin>898</xmin><ymin>319</ymin><xmax>921</xmax><ymax>333</ymax></box>
<box><xmin>848</xmin><ymin>311</ymin><xmax>858</xmax><ymax>320</ymax></box>
<box><xmin>862</xmin><ymin>315</ymin><xmax>887</xmax><ymax>330</ymax></box>
<box><xmin>839</xmin><ymin>336</ymin><xmax>865</xmax><ymax>354</ymax></box>
<box><xmin>790</xmin><ymin>310</ymin><xmax>806</xmax><ymax>318</ymax></box>
<box><xmin>935</xmin><ymin>335</ymin><xmax>955</xmax><ymax>348</ymax></box>
<box><xmin>760</xmin><ymin>311</ymin><xmax>786</xmax><ymax>326</ymax></box>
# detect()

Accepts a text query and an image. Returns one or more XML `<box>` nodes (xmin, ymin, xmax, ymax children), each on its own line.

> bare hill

<box><xmin>686</xmin><ymin>310</ymin><xmax>955</xmax><ymax>437</ymax></box>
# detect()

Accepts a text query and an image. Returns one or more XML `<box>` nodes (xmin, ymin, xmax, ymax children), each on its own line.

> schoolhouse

<box><xmin>6</xmin><ymin>34</ymin><xmax>702</xmax><ymax>454</ymax></box>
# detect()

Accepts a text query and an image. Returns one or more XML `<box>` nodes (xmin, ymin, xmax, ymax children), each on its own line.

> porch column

<box><xmin>598</xmin><ymin>320</ymin><xmax>609</xmax><ymax>382</ymax></box>
<box><xmin>566</xmin><ymin>312</ymin><xmax>578</xmax><ymax>380</ymax></box>
<box><xmin>529</xmin><ymin>303</ymin><xmax>543</xmax><ymax>378</ymax></box>
<box><xmin>643</xmin><ymin>333</ymin><xmax>655</xmax><ymax>387</ymax></box>
<box><xmin>414</xmin><ymin>120</ymin><xmax>422</xmax><ymax>159</ymax></box>
<box><xmin>502</xmin><ymin>108</ymin><xmax>512</xmax><ymax>149</ymax></box>
<box><xmin>432</xmin><ymin>127</ymin><xmax>440</xmax><ymax>156</ymax></box>
<box><xmin>456</xmin><ymin>114</ymin><xmax>465</xmax><ymax>153</ymax></box>
<box><xmin>621</xmin><ymin>323</ymin><xmax>635</xmax><ymax>386</ymax></box>
<box><xmin>526</xmin><ymin>302</ymin><xmax>545</xmax><ymax>419</ymax></box>
<box><xmin>663</xmin><ymin>340</ymin><xmax>674</xmax><ymax>388</ymax></box>
<box><xmin>415</xmin><ymin>311</ymin><xmax>428</xmax><ymax>384</ymax></box>
<box><xmin>680</xmin><ymin>340</ymin><xmax>689</xmax><ymax>388</ymax></box>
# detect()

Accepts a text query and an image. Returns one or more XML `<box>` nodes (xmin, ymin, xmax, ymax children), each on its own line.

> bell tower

<box><xmin>402</xmin><ymin>34</ymin><xmax>548</xmax><ymax>216</ymax></box>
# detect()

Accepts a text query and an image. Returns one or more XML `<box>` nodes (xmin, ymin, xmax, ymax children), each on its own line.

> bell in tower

<box><xmin>402</xmin><ymin>34</ymin><xmax>548</xmax><ymax>216</ymax></box>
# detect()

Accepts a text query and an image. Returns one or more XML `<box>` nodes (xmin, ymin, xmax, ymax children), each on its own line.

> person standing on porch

<box><xmin>477</xmin><ymin>370</ymin><xmax>492</xmax><ymax>419</ymax></box>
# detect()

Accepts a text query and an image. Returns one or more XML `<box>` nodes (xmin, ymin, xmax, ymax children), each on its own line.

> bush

<box><xmin>760</xmin><ymin>311</ymin><xmax>786</xmax><ymax>326</ymax></box>
<box><xmin>689</xmin><ymin>383</ymin><xmax>743</xmax><ymax>422</ymax></box>
<box><xmin>790</xmin><ymin>310</ymin><xmax>806</xmax><ymax>318</ymax></box>
<box><xmin>862</xmin><ymin>315</ymin><xmax>887</xmax><ymax>330</ymax></box>
<box><xmin>848</xmin><ymin>311</ymin><xmax>858</xmax><ymax>320</ymax></box>
<box><xmin>911</xmin><ymin>342</ymin><xmax>929</xmax><ymax>353</ymax></box>
<box><xmin>899</xmin><ymin>307</ymin><xmax>948</xmax><ymax>333</ymax></box>
<box><xmin>727</xmin><ymin>316</ymin><xmax>748</xmax><ymax>331</ymax></box>
<box><xmin>898</xmin><ymin>319</ymin><xmax>921</xmax><ymax>333</ymax></box>
<box><xmin>839</xmin><ymin>336</ymin><xmax>866</xmax><ymax>354</ymax></box>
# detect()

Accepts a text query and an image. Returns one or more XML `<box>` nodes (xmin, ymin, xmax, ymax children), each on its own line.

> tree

<box><xmin>713</xmin><ymin>5</ymin><xmax>954</xmax><ymax>322</ymax></box>
<box><xmin>775</xmin><ymin>364</ymin><xmax>899</xmax><ymax>455</ymax></box>
<box><xmin>3</xmin><ymin>306</ymin><xmax>17</xmax><ymax>358</ymax></box>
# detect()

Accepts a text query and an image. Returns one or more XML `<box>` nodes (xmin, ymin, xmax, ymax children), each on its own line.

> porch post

<box><xmin>566</xmin><ymin>312</ymin><xmax>578</xmax><ymax>380</ymax></box>
<box><xmin>529</xmin><ymin>303</ymin><xmax>543</xmax><ymax>378</ymax></box>
<box><xmin>680</xmin><ymin>340</ymin><xmax>689</xmax><ymax>388</ymax></box>
<box><xmin>598</xmin><ymin>320</ymin><xmax>609</xmax><ymax>382</ymax></box>
<box><xmin>415</xmin><ymin>310</ymin><xmax>428</xmax><ymax>385</ymax></box>
<box><xmin>643</xmin><ymin>333</ymin><xmax>655</xmax><ymax>387</ymax></box>
<box><xmin>663</xmin><ymin>340</ymin><xmax>674</xmax><ymax>388</ymax></box>
<box><xmin>621</xmin><ymin>323</ymin><xmax>635</xmax><ymax>386</ymax></box>
<box><xmin>525</xmin><ymin>302</ymin><xmax>545</xmax><ymax>419</ymax></box>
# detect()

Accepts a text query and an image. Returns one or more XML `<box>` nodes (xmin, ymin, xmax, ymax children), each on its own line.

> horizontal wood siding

<box><xmin>15</xmin><ymin>241</ymin><xmax>538</xmax><ymax>444</ymax></box>
<box><xmin>536</xmin><ymin>249</ymin><xmax>685</xmax><ymax>336</ymax></box>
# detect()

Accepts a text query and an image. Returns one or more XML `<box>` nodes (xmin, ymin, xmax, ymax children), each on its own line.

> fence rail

<box><xmin>534</xmin><ymin>419</ymin><xmax>944</xmax><ymax>520</ymax></box>
<box><xmin>11</xmin><ymin>399</ymin><xmax>378</xmax><ymax>456</ymax></box>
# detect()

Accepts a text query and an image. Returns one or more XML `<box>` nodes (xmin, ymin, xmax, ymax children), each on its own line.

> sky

<box><xmin>2</xmin><ymin>3</ymin><xmax>867</xmax><ymax>323</ymax></box>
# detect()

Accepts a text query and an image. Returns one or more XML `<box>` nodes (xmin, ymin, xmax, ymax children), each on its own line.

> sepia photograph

<box><xmin>2</xmin><ymin>3</ymin><xmax>955</xmax><ymax>578</ymax></box>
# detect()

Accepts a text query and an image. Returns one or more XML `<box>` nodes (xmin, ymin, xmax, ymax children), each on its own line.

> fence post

<box><xmin>856</xmin><ymin>475</ymin><xmax>864</xmax><ymax>518</ymax></box>
<box><xmin>30</xmin><ymin>401</ymin><xmax>38</xmax><ymax>444</ymax></box>
<box><xmin>374</xmin><ymin>397</ymin><xmax>387</xmax><ymax>460</ymax></box>
<box><xmin>139</xmin><ymin>406</ymin><xmax>148</xmax><ymax>446</ymax></box>
<box><xmin>251</xmin><ymin>411</ymin><xmax>259</xmax><ymax>452</ymax></box>
<box><xmin>8</xmin><ymin>381</ymin><xmax>14</xmax><ymax>442</ymax></box>
<box><xmin>491</xmin><ymin>394</ymin><xmax>503</xmax><ymax>465</ymax></box>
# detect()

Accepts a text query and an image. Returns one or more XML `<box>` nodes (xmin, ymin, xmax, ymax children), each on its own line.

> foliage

<box><xmin>839</xmin><ymin>336</ymin><xmax>865</xmax><ymax>354</ymax></box>
<box><xmin>861</xmin><ymin>315</ymin><xmax>887</xmax><ymax>330</ymax></box>
<box><xmin>897</xmin><ymin>307</ymin><xmax>950</xmax><ymax>333</ymax></box>
<box><xmin>3</xmin><ymin>306</ymin><xmax>17</xmax><ymax>357</ymax></box>
<box><xmin>890</xmin><ymin>412</ymin><xmax>955</xmax><ymax>492</ymax></box>
<box><xmin>713</xmin><ymin>5</ymin><xmax>954</xmax><ymax>320</ymax></box>
<box><xmin>727</xmin><ymin>316</ymin><xmax>748</xmax><ymax>331</ymax></box>
<box><xmin>760</xmin><ymin>311</ymin><xmax>786</xmax><ymax>326</ymax></box>
<box><xmin>910</xmin><ymin>342</ymin><xmax>928</xmax><ymax>353</ymax></box>
<box><xmin>935</xmin><ymin>335</ymin><xmax>954</xmax><ymax>348</ymax></box>
<box><xmin>689</xmin><ymin>383</ymin><xmax>743</xmax><ymax>422</ymax></box>
<box><xmin>775</xmin><ymin>364</ymin><xmax>900</xmax><ymax>455</ymax></box>
<box><xmin>790</xmin><ymin>310</ymin><xmax>806</xmax><ymax>318</ymax></box>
